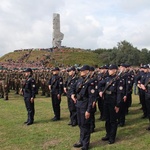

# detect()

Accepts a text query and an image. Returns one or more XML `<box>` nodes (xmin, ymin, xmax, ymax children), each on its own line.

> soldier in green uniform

<box><xmin>0</xmin><ymin>70</ymin><xmax>9</xmax><ymax>100</ymax></box>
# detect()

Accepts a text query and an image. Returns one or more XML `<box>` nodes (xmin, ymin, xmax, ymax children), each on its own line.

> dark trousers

<box><xmin>104</xmin><ymin>102</ymin><xmax>118</xmax><ymax>141</ymax></box>
<box><xmin>77</xmin><ymin>107</ymin><xmax>91</xmax><ymax>149</ymax></box>
<box><xmin>139</xmin><ymin>90</ymin><xmax>147</xmax><ymax>116</ymax></box>
<box><xmin>97</xmin><ymin>97</ymin><xmax>104</xmax><ymax>119</ymax></box>
<box><xmin>90</xmin><ymin>107</ymin><xmax>96</xmax><ymax>131</ymax></box>
<box><xmin>24</xmin><ymin>97</ymin><xmax>35</xmax><ymax>123</ymax></box>
<box><xmin>51</xmin><ymin>94</ymin><xmax>61</xmax><ymax>119</ymax></box>
<box><xmin>118</xmin><ymin>101</ymin><xmax>126</xmax><ymax>125</ymax></box>
<box><xmin>67</xmin><ymin>97</ymin><xmax>77</xmax><ymax>124</ymax></box>
<box><xmin>145</xmin><ymin>95</ymin><xmax>150</xmax><ymax>121</ymax></box>
<box><xmin>126</xmin><ymin>93</ymin><xmax>132</xmax><ymax>114</ymax></box>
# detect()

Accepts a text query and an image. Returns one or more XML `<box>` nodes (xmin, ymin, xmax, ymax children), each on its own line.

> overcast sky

<box><xmin>0</xmin><ymin>0</ymin><xmax>150</xmax><ymax>56</ymax></box>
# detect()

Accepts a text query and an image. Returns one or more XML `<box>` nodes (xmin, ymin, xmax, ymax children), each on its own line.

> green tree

<box><xmin>139</xmin><ymin>48</ymin><xmax>150</xmax><ymax>64</ymax></box>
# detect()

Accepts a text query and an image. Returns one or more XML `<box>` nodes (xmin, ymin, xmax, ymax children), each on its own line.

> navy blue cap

<box><xmin>100</xmin><ymin>64</ymin><xmax>108</xmax><ymax>69</ymax></box>
<box><xmin>79</xmin><ymin>65</ymin><xmax>90</xmax><ymax>71</ymax></box>
<box><xmin>52</xmin><ymin>67</ymin><xmax>60</xmax><ymax>71</ymax></box>
<box><xmin>141</xmin><ymin>65</ymin><xmax>149</xmax><ymax>69</ymax></box>
<box><xmin>67</xmin><ymin>66</ymin><xmax>76</xmax><ymax>72</ymax></box>
<box><xmin>23</xmin><ymin>68</ymin><xmax>33</xmax><ymax>73</ymax></box>
<box><xmin>109</xmin><ymin>64</ymin><xmax>118</xmax><ymax>70</ymax></box>
<box><xmin>118</xmin><ymin>63</ymin><xmax>127</xmax><ymax>68</ymax></box>
<box><xmin>126</xmin><ymin>64</ymin><xmax>131</xmax><ymax>67</ymax></box>
<box><xmin>90</xmin><ymin>66</ymin><xmax>95</xmax><ymax>71</ymax></box>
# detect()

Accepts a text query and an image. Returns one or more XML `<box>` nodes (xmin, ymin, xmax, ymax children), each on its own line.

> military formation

<box><xmin>1</xmin><ymin>63</ymin><xmax>150</xmax><ymax>150</ymax></box>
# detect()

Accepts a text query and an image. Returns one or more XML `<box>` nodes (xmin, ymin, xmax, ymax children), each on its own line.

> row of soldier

<box><xmin>136</xmin><ymin>64</ymin><xmax>150</xmax><ymax>126</ymax></box>
<box><xmin>64</xmin><ymin>64</ymin><xmax>150</xmax><ymax>150</ymax></box>
<box><xmin>1</xmin><ymin>64</ymin><xmax>150</xmax><ymax>149</ymax></box>
<box><xmin>0</xmin><ymin>65</ymin><xmax>145</xmax><ymax>121</ymax></box>
<box><xmin>64</xmin><ymin>64</ymin><xmax>135</xmax><ymax>149</ymax></box>
<box><xmin>0</xmin><ymin>69</ymin><xmax>63</xmax><ymax>100</ymax></box>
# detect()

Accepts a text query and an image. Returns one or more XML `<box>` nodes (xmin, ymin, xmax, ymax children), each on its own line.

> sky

<box><xmin>0</xmin><ymin>0</ymin><xmax>150</xmax><ymax>56</ymax></box>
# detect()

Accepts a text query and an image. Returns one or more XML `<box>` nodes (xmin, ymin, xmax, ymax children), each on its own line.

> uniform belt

<box><xmin>78</xmin><ymin>99</ymin><xmax>84</xmax><ymax>101</ymax></box>
<box><xmin>78</xmin><ymin>97</ymin><xmax>88</xmax><ymax>101</ymax></box>
<box><xmin>76</xmin><ymin>94</ymin><xmax>88</xmax><ymax>101</ymax></box>
<box><xmin>76</xmin><ymin>94</ymin><xmax>82</xmax><ymax>101</ymax></box>
<box><xmin>24</xmin><ymin>89</ymin><xmax>30</xmax><ymax>93</ymax></box>
<box><xmin>105</xmin><ymin>90</ymin><xmax>112</xmax><ymax>95</ymax></box>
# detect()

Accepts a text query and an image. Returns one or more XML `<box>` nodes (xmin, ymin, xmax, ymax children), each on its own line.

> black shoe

<box><xmin>26</xmin><ymin>122</ymin><xmax>33</xmax><ymax>125</ymax></box>
<box><xmin>118</xmin><ymin>123</ymin><xmax>125</xmax><ymax>127</ymax></box>
<box><xmin>51</xmin><ymin>117</ymin><xmax>55</xmax><ymax>121</ymax></box>
<box><xmin>51</xmin><ymin>117</ymin><xmax>58</xmax><ymax>121</ymax></box>
<box><xmin>146</xmin><ymin>127</ymin><xmax>150</xmax><ymax>130</ymax></box>
<box><xmin>52</xmin><ymin>118</ymin><xmax>60</xmax><ymax>121</ymax></box>
<box><xmin>24</xmin><ymin>121</ymin><xmax>28</xmax><ymax>124</ymax></box>
<box><xmin>73</xmin><ymin>142</ymin><xmax>82</xmax><ymax>148</ymax></box>
<box><xmin>108</xmin><ymin>140</ymin><xmax>115</xmax><ymax>144</ymax></box>
<box><xmin>72</xmin><ymin>122</ymin><xmax>77</xmax><ymax>127</ymax></box>
<box><xmin>68</xmin><ymin>121</ymin><xmax>72</xmax><ymax>125</ymax></box>
<box><xmin>102</xmin><ymin>136</ymin><xmax>109</xmax><ymax>141</ymax></box>
<box><xmin>90</xmin><ymin>129</ymin><xmax>95</xmax><ymax>133</ymax></box>
<box><xmin>81</xmin><ymin>148</ymin><xmax>88</xmax><ymax>150</ymax></box>
<box><xmin>141</xmin><ymin>115</ymin><xmax>147</xmax><ymax>119</ymax></box>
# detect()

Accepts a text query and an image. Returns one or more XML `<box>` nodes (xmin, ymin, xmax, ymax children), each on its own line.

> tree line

<box><xmin>93</xmin><ymin>40</ymin><xmax>150</xmax><ymax>66</ymax></box>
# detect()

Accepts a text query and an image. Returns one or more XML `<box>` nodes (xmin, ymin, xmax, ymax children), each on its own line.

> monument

<box><xmin>52</xmin><ymin>13</ymin><xmax>64</xmax><ymax>48</ymax></box>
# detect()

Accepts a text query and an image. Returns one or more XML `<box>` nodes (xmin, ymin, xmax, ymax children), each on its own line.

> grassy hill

<box><xmin>0</xmin><ymin>48</ymin><xmax>103</xmax><ymax>67</ymax></box>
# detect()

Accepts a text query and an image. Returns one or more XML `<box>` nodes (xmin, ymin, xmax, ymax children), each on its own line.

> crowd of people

<box><xmin>0</xmin><ymin>48</ymin><xmax>57</xmax><ymax>70</ymax></box>
<box><xmin>1</xmin><ymin>63</ymin><xmax>150</xmax><ymax>150</ymax></box>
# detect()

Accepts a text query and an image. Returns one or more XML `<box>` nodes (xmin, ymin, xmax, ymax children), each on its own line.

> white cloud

<box><xmin>0</xmin><ymin>0</ymin><xmax>150</xmax><ymax>56</ymax></box>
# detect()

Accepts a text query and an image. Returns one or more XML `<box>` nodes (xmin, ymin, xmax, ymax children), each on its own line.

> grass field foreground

<box><xmin>0</xmin><ymin>91</ymin><xmax>150</xmax><ymax>150</ymax></box>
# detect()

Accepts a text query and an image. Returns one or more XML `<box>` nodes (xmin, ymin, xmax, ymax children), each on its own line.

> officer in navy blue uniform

<box><xmin>125</xmin><ymin>65</ymin><xmax>134</xmax><ymax>115</ymax></box>
<box><xmin>89</xmin><ymin>66</ymin><xmax>97</xmax><ymax>133</ymax></box>
<box><xmin>71</xmin><ymin>65</ymin><xmax>96</xmax><ymax>150</ymax></box>
<box><xmin>136</xmin><ymin>65</ymin><xmax>148</xmax><ymax>118</ymax></box>
<box><xmin>64</xmin><ymin>66</ymin><xmax>78</xmax><ymax>126</ymax></box>
<box><xmin>97</xmin><ymin>65</ymin><xmax>109</xmax><ymax>121</ymax></box>
<box><xmin>99</xmin><ymin>64</ymin><xmax>121</xmax><ymax>144</ymax></box>
<box><xmin>117</xmin><ymin>64</ymin><xmax>128</xmax><ymax>127</ymax></box>
<box><xmin>22</xmin><ymin>68</ymin><xmax>36</xmax><ymax>125</ymax></box>
<box><xmin>49</xmin><ymin>67</ymin><xmax>63</xmax><ymax>121</ymax></box>
<box><xmin>141</xmin><ymin>66</ymin><xmax>150</xmax><ymax>130</ymax></box>
<box><xmin>135</xmin><ymin>67</ymin><xmax>144</xmax><ymax>105</ymax></box>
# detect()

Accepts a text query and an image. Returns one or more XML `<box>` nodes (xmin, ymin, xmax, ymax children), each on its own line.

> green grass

<box><xmin>0</xmin><ymin>91</ymin><xmax>150</xmax><ymax>150</ymax></box>
<box><xmin>0</xmin><ymin>51</ymin><xmax>28</xmax><ymax>62</ymax></box>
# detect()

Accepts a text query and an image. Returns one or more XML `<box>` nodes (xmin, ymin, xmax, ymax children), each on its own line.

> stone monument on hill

<box><xmin>52</xmin><ymin>13</ymin><xmax>64</xmax><ymax>48</ymax></box>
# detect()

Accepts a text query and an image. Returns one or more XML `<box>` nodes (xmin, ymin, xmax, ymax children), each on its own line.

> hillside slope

<box><xmin>0</xmin><ymin>48</ymin><xmax>102</xmax><ymax>68</ymax></box>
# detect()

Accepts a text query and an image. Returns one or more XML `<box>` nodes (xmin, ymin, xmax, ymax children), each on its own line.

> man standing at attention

<box><xmin>64</xmin><ymin>66</ymin><xmax>78</xmax><ymax>126</ymax></box>
<box><xmin>99</xmin><ymin>64</ymin><xmax>121</xmax><ymax>144</ymax></box>
<box><xmin>22</xmin><ymin>68</ymin><xmax>36</xmax><ymax>125</ymax></box>
<box><xmin>49</xmin><ymin>67</ymin><xmax>63</xmax><ymax>121</ymax></box>
<box><xmin>71</xmin><ymin>65</ymin><xmax>96</xmax><ymax>150</ymax></box>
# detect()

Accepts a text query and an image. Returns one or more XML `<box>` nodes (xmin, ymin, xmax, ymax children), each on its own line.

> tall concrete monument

<box><xmin>52</xmin><ymin>13</ymin><xmax>64</xmax><ymax>48</ymax></box>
